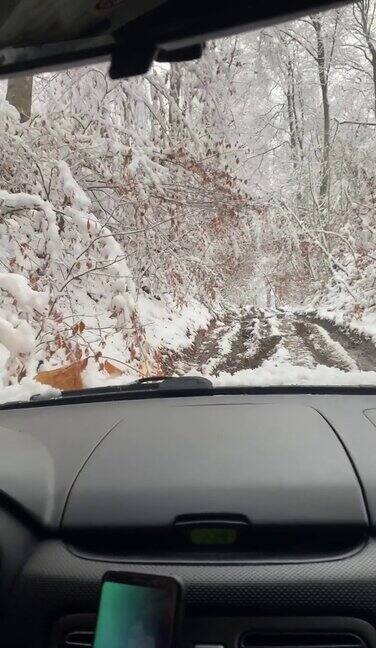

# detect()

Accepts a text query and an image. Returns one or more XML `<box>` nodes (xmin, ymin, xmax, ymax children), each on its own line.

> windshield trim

<box><xmin>2</xmin><ymin>384</ymin><xmax>376</xmax><ymax>410</ymax></box>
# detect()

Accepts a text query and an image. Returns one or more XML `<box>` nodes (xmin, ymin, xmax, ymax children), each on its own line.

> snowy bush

<box><xmin>0</xmin><ymin>59</ymin><xmax>251</xmax><ymax>386</ymax></box>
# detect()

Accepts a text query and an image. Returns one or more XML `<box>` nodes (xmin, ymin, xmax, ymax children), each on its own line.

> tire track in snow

<box><xmin>295</xmin><ymin>320</ymin><xmax>357</xmax><ymax>371</ymax></box>
<box><xmin>176</xmin><ymin>310</ymin><xmax>376</xmax><ymax>376</ymax></box>
<box><xmin>203</xmin><ymin>320</ymin><xmax>241</xmax><ymax>373</ymax></box>
<box><xmin>173</xmin><ymin>317</ymin><xmax>224</xmax><ymax>373</ymax></box>
<box><xmin>274</xmin><ymin>315</ymin><xmax>316</xmax><ymax>368</ymax></box>
<box><xmin>307</xmin><ymin>316</ymin><xmax>376</xmax><ymax>372</ymax></box>
<box><xmin>177</xmin><ymin>315</ymin><xmax>241</xmax><ymax>374</ymax></box>
<box><xmin>215</xmin><ymin>312</ymin><xmax>281</xmax><ymax>374</ymax></box>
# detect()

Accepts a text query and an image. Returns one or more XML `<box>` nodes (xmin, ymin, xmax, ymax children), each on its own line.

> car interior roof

<box><xmin>0</xmin><ymin>0</ymin><xmax>351</xmax><ymax>79</ymax></box>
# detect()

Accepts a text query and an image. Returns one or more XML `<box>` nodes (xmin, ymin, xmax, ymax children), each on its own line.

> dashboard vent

<box><xmin>60</xmin><ymin>624</ymin><xmax>369</xmax><ymax>648</ymax></box>
<box><xmin>240</xmin><ymin>633</ymin><xmax>366</xmax><ymax>648</ymax></box>
<box><xmin>63</xmin><ymin>629</ymin><xmax>94</xmax><ymax>648</ymax></box>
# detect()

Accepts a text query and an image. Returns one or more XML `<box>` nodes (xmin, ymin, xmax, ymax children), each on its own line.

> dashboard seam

<box><xmin>59</xmin><ymin>416</ymin><xmax>125</xmax><ymax>527</ymax></box>
<box><xmin>312</xmin><ymin>408</ymin><xmax>371</xmax><ymax>526</ymax></box>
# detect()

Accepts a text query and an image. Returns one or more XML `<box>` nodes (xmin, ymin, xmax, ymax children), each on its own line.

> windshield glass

<box><xmin>1</xmin><ymin>4</ymin><xmax>376</xmax><ymax>402</ymax></box>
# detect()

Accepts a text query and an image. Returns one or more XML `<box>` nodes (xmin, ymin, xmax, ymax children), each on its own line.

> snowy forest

<box><xmin>1</xmin><ymin>1</ymin><xmax>376</xmax><ymax>396</ymax></box>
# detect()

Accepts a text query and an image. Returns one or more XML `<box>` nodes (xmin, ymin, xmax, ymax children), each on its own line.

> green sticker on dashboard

<box><xmin>189</xmin><ymin>527</ymin><xmax>238</xmax><ymax>545</ymax></box>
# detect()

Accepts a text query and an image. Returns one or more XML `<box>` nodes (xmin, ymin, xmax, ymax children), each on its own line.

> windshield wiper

<box><xmin>131</xmin><ymin>375</ymin><xmax>212</xmax><ymax>390</ymax></box>
<box><xmin>28</xmin><ymin>375</ymin><xmax>213</xmax><ymax>404</ymax></box>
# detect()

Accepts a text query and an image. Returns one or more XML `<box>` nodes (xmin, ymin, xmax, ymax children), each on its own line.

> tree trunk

<box><xmin>169</xmin><ymin>64</ymin><xmax>181</xmax><ymax>132</ymax></box>
<box><xmin>312</xmin><ymin>17</ymin><xmax>331</xmax><ymax>209</ymax></box>
<box><xmin>6</xmin><ymin>75</ymin><xmax>33</xmax><ymax>122</ymax></box>
<box><xmin>283</xmin><ymin>47</ymin><xmax>304</xmax><ymax>211</ymax></box>
<box><xmin>286</xmin><ymin>58</ymin><xmax>303</xmax><ymax>168</ymax></box>
<box><xmin>357</xmin><ymin>0</ymin><xmax>376</xmax><ymax>119</ymax></box>
<box><xmin>373</xmin><ymin>54</ymin><xmax>376</xmax><ymax>120</ymax></box>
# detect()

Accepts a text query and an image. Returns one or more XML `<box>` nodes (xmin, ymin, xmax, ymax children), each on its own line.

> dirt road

<box><xmin>176</xmin><ymin>309</ymin><xmax>376</xmax><ymax>376</ymax></box>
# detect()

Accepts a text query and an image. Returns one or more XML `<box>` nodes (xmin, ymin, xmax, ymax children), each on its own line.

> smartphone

<box><xmin>93</xmin><ymin>571</ymin><xmax>182</xmax><ymax>648</ymax></box>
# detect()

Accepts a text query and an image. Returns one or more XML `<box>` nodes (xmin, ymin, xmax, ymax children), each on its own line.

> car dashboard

<box><xmin>1</xmin><ymin>391</ymin><xmax>376</xmax><ymax>648</ymax></box>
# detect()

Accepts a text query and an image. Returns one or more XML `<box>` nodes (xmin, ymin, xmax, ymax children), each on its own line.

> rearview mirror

<box><xmin>0</xmin><ymin>0</ymin><xmax>350</xmax><ymax>79</ymax></box>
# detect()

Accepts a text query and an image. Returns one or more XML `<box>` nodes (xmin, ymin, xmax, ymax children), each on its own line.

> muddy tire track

<box><xmin>160</xmin><ymin>316</ymin><xmax>222</xmax><ymax>374</ymax></box>
<box><xmin>295</xmin><ymin>320</ymin><xmax>354</xmax><ymax>371</ymax></box>
<box><xmin>174</xmin><ymin>309</ymin><xmax>376</xmax><ymax>377</ymax></box>
<box><xmin>214</xmin><ymin>313</ymin><xmax>281</xmax><ymax>374</ymax></box>
<box><xmin>307</xmin><ymin>316</ymin><xmax>376</xmax><ymax>371</ymax></box>
<box><xmin>177</xmin><ymin>311</ymin><xmax>281</xmax><ymax>375</ymax></box>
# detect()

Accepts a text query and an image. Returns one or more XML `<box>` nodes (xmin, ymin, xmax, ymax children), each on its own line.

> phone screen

<box><xmin>93</xmin><ymin>573</ymin><xmax>180</xmax><ymax>648</ymax></box>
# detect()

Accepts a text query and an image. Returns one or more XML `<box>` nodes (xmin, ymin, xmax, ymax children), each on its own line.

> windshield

<box><xmin>1</xmin><ymin>3</ymin><xmax>376</xmax><ymax>402</ymax></box>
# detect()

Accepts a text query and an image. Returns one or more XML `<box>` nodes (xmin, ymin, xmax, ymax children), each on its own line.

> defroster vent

<box><xmin>240</xmin><ymin>633</ymin><xmax>366</xmax><ymax>648</ymax></box>
<box><xmin>56</xmin><ymin>617</ymin><xmax>374</xmax><ymax>648</ymax></box>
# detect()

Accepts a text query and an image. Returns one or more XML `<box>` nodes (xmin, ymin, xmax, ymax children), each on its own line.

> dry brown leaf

<box><xmin>104</xmin><ymin>360</ymin><xmax>123</xmax><ymax>376</ymax></box>
<box><xmin>36</xmin><ymin>358</ymin><xmax>88</xmax><ymax>391</ymax></box>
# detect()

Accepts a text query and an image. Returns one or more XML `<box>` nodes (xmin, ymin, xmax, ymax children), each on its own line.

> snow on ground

<box><xmin>218</xmin><ymin>321</ymin><xmax>241</xmax><ymax>355</ymax></box>
<box><xmin>294</xmin><ymin>299</ymin><xmax>376</xmax><ymax>348</ymax></box>
<box><xmin>276</xmin><ymin>316</ymin><xmax>315</xmax><ymax>368</ymax></box>
<box><xmin>209</xmin><ymin>364</ymin><xmax>376</xmax><ymax>386</ymax></box>
<box><xmin>0</xmin><ymin>280</ymin><xmax>212</xmax><ymax>395</ymax></box>
<box><xmin>309</xmin><ymin>323</ymin><xmax>357</xmax><ymax>370</ymax></box>
<box><xmin>244</xmin><ymin>315</ymin><xmax>262</xmax><ymax>357</ymax></box>
<box><xmin>184</xmin><ymin>307</ymin><xmax>376</xmax><ymax>387</ymax></box>
<box><xmin>82</xmin><ymin>359</ymin><xmax>137</xmax><ymax>388</ymax></box>
<box><xmin>202</xmin><ymin>320</ymin><xmax>241</xmax><ymax>374</ymax></box>
<box><xmin>83</xmin><ymin>306</ymin><xmax>376</xmax><ymax>390</ymax></box>
<box><xmin>83</xmin><ymin>333</ymin><xmax>376</xmax><ymax>390</ymax></box>
<box><xmin>137</xmin><ymin>295</ymin><xmax>211</xmax><ymax>351</ymax></box>
<box><xmin>0</xmin><ymin>378</ymin><xmax>60</xmax><ymax>404</ymax></box>
<box><xmin>34</xmin><ymin>289</ymin><xmax>212</xmax><ymax>371</ymax></box>
<box><xmin>316</xmin><ymin>306</ymin><xmax>376</xmax><ymax>346</ymax></box>
<box><xmin>267</xmin><ymin>315</ymin><xmax>281</xmax><ymax>337</ymax></box>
